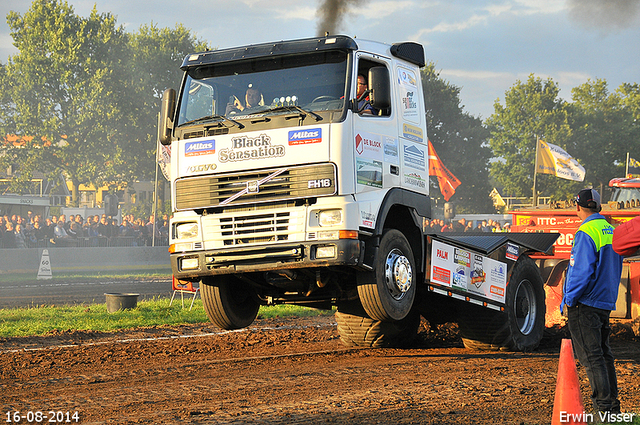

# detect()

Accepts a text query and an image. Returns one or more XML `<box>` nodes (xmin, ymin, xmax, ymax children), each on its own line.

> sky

<box><xmin>1</xmin><ymin>0</ymin><xmax>639</xmax><ymax>120</ymax></box>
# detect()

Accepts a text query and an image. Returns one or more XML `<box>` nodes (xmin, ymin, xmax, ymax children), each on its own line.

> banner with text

<box><xmin>535</xmin><ymin>139</ymin><xmax>585</xmax><ymax>182</ymax></box>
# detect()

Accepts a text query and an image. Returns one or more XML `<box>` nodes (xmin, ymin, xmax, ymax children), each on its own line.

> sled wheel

<box><xmin>335</xmin><ymin>300</ymin><xmax>420</xmax><ymax>348</ymax></box>
<box><xmin>457</xmin><ymin>255</ymin><xmax>545</xmax><ymax>352</ymax></box>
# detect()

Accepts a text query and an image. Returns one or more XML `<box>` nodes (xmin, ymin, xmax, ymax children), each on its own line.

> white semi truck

<box><xmin>159</xmin><ymin>35</ymin><xmax>558</xmax><ymax>350</ymax></box>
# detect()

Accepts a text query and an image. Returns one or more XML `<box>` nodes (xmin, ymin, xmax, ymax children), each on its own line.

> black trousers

<box><xmin>567</xmin><ymin>303</ymin><xmax>620</xmax><ymax>413</ymax></box>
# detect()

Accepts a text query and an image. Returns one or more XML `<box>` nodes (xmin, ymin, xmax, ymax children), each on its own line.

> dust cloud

<box><xmin>567</xmin><ymin>0</ymin><xmax>640</xmax><ymax>31</ymax></box>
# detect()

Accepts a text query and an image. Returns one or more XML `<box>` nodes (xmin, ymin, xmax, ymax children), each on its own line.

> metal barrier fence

<box><xmin>1</xmin><ymin>236</ymin><xmax>169</xmax><ymax>249</ymax></box>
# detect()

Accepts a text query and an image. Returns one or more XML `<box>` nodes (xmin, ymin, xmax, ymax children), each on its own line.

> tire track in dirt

<box><xmin>1</xmin><ymin>317</ymin><xmax>639</xmax><ymax>424</ymax></box>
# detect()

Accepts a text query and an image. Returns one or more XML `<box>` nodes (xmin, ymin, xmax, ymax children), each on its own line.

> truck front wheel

<box><xmin>358</xmin><ymin>229</ymin><xmax>416</xmax><ymax>322</ymax></box>
<box><xmin>201</xmin><ymin>275</ymin><xmax>260</xmax><ymax>330</ymax></box>
<box><xmin>457</xmin><ymin>255</ymin><xmax>545</xmax><ymax>351</ymax></box>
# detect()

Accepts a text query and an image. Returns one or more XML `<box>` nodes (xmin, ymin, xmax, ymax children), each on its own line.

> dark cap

<box><xmin>576</xmin><ymin>188</ymin><xmax>601</xmax><ymax>211</ymax></box>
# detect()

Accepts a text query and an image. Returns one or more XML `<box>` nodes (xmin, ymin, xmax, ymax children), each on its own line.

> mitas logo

<box><xmin>185</xmin><ymin>140</ymin><xmax>215</xmax><ymax>157</ymax></box>
<box><xmin>288</xmin><ymin>128</ymin><xmax>322</xmax><ymax>145</ymax></box>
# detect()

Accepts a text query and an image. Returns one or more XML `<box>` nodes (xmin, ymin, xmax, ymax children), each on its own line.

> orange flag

<box><xmin>428</xmin><ymin>140</ymin><xmax>461</xmax><ymax>201</ymax></box>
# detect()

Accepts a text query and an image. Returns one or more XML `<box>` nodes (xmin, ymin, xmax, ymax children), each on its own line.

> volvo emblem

<box><xmin>247</xmin><ymin>180</ymin><xmax>259</xmax><ymax>193</ymax></box>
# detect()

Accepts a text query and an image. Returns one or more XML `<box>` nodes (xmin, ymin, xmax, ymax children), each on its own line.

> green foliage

<box><xmin>569</xmin><ymin>79</ymin><xmax>639</xmax><ymax>191</ymax></box>
<box><xmin>1</xmin><ymin>0</ymin><xmax>128</xmax><ymax>204</ymax></box>
<box><xmin>487</xmin><ymin>75</ymin><xmax>640</xmax><ymax>202</ymax></box>
<box><xmin>486</xmin><ymin>74</ymin><xmax>579</xmax><ymax>200</ymax></box>
<box><xmin>422</xmin><ymin>63</ymin><xmax>493</xmax><ymax>213</ymax></box>
<box><xmin>112</xmin><ymin>23</ymin><xmax>209</xmax><ymax>184</ymax></box>
<box><xmin>0</xmin><ymin>1</ymin><xmax>208</xmax><ymax>203</ymax></box>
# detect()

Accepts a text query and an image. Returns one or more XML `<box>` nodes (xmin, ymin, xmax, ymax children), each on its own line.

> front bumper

<box><xmin>171</xmin><ymin>239</ymin><xmax>363</xmax><ymax>279</ymax></box>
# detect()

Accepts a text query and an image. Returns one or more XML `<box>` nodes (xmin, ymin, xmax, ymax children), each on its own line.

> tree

<box><xmin>0</xmin><ymin>0</ymin><xmax>128</xmax><ymax>205</ymax></box>
<box><xmin>0</xmin><ymin>1</ymin><xmax>209</xmax><ymax>205</ymax></box>
<box><xmin>111</xmin><ymin>23</ymin><xmax>209</xmax><ymax>185</ymax></box>
<box><xmin>570</xmin><ymin>79</ymin><xmax>637</xmax><ymax>193</ymax></box>
<box><xmin>422</xmin><ymin>63</ymin><xmax>493</xmax><ymax>213</ymax></box>
<box><xmin>616</xmin><ymin>83</ymin><xmax>640</xmax><ymax>175</ymax></box>
<box><xmin>486</xmin><ymin>74</ymin><xmax>578</xmax><ymax>201</ymax></box>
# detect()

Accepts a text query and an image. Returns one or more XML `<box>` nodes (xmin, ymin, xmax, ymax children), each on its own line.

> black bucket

<box><xmin>105</xmin><ymin>293</ymin><xmax>139</xmax><ymax>313</ymax></box>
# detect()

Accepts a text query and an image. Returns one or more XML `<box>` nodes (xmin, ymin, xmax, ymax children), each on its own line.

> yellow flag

<box><xmin>535</xmin><ymin>139</ymin><xmax>585</xmax><ymax>182</ymax></box>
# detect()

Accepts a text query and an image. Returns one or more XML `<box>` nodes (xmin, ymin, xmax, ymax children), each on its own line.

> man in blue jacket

<box><xmin>561</xmin><ymin>188</ymin><xmax>623</xmax><ymax>414</ymax></box>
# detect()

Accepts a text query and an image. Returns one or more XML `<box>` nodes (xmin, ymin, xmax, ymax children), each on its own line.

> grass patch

<box><xmin>0</xmin><ymin>298</ymin><xmax>334</xmax><ymax>338</ymax></box>
<box><xmin>2</xmin><ymin>272</ymin><xmax>171</xmax><ymax>283</ymax></box>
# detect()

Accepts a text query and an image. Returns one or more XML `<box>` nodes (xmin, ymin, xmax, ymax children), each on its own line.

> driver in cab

<box><xmin>226</xmin><ymin>85</ymin><xmax>263</xmax><ymax>115</ymax></box>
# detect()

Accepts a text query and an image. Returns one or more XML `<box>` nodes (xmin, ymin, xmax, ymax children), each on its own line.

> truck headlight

<box><xmin>316</xmin><ymin>245</ymin><xmax>336</xmax><ymax>259</ymax></box>
<box><xmin>181</xmin><ymin>257</ymin><xmax>199</xmax><ymax>270</ymax></box>
<box><xmin>318</xmin><ymin>209</ymin><xmax>342</xmax><ymax>226</ymax></box>
<box><xmin>175</xmin><ymin>222</ymin><xmax>199</xmax><ymax>239</ymax></box>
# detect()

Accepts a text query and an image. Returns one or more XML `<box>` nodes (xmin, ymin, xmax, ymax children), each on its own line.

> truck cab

<box><xmin>159</xmin><ymin>35</ymin><xmax>430</xmax><ymax>330</ymax></box>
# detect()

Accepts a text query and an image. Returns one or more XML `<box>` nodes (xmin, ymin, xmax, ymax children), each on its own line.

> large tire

<box><xmin>358</xmin><ymin>229</ymin><xmax>416</xmax><ymax>322</ymax></box>
<box><xmin>335</xmin><ymin>301</ymin><xmax>420</xmax><ymax>348</ymax></box>
<box><xmin>457</xmin><ymin>255</ymin><xmax>545</xmax><ymax>352</ymax></box>
<box><xmin>201</xmin><ymin>275</ymin><xmax>260</xmax><ymax>330</ymax></box>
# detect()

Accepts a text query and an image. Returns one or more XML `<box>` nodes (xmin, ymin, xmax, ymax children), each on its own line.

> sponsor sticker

<box><xmin>402</xmin><ymin>123</ymin><xmax>424</xmax><ymax>143</ymax></box>
<box><xmin>185</xmin><ymin>140</ymin><xmax>215</xmax><ymax>157</ymax></box>
<box><xmin>401</xmin><ymin>90</ymin><xmax>418</xmax><ymax>120</ymax></box>
<box><xmin>432</xmin><ymin>266</ymin><xmax>451</xmax><ymax>285</ymax></box>
<box><xmin>454</xmin><ymin>248</ymin><xmax>471</xmax><ymax>268</ymax></box>
<box><xmin>356</xmin><ymin>158</ymin><xmax>383</xmax><ymax>188</ymax></box>
<box><xmin>430</xmin><ymin>240</ymin><xmax>507</xmax><ymax>303</ymax></box>
<box><xmin>403</xmin><ymin>172</ymin><xmax>426</xmax><ymax>189</ymax></box>
<box><xmin>453</xmin><ymin>266</ymin><xmax>467</xmax><ymax>289</ymax></box>
<box><xmin>403</xmin><ymin>144</ymin><xmax>426</xmax><ymax>171</ymax></box>
<box><xmin>360</xmin><ymin>211</ymin><xmax>376</xmax><ymax>228</ymax></box>
<box><xmin>384</xmin><ymin>137</ymin><xmax>399</xmax><ymax>164</ymax></box>
<box><xmin>397</xmin><ymin>68</ymin><xmax>417</xmax><ymax>88</ymax></box>
<box><xmin>288</xmin><ymin>128</ymin><xmax>322</xmax><ymax>145</ymax></box>
<box><xmin>506</xmin><ymin>243</ymin><xmax>519</xmax><ymax>261</ymax></box>
<box><xmin>355</xmin><ymin>132</ymin><xmax>383</xmax><ymax>160</ymax></box>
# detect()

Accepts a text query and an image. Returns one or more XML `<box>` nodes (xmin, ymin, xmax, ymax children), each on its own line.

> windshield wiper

<box><xmin>180</xmin><ymin>114</ymin><xmax>244</xmax><ymax>129</ymax></box>
<box><xmin>264</xmin><ymin>105</ymin><xmax>323</xmax><ymax>122</ymax></box>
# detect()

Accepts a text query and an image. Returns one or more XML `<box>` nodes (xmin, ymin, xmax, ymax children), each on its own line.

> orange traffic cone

<box><xmin>551</xmin><ymin>339</ymin><xmax>587</xmax><ymax>425</ymax></box>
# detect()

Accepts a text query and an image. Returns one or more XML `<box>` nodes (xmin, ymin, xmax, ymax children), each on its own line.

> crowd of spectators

<box><xmin>0</xmin><ymin>211</ymin><xmax>169</xmax><ymax>249</ymax></box>
<box><xmin>426</xmin><ymin>218</ymin><xmax>510</xmax><ymax>233</ymax></box>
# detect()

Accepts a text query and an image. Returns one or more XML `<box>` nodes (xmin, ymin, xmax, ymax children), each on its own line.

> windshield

<box><xmin>177</xmin><ymin>51</ymin><xmax>348</xmax><ymax>126</ymax></box>
<box><xmin>610</xmin><ymin>187</ymin><xmax>640</xmax><ymax>203</ymax></box>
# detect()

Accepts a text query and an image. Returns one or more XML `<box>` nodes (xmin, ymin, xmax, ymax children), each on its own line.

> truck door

<box><xmin>352</xmin><ymin>54</ymin><xmax>400</xmax><ymax>194</ymax></box>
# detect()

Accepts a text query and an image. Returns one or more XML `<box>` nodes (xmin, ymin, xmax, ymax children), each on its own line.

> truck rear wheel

<box><xmin>201</xmin><ymin>276</ymin><xmax>260</xmax><ymax>330</ymax></box>
<box><xmin>457</xmin><ymin>255</ymin><xmax>545</xmax><ymax>352</ymax></box>
<box><xmin>335</xmin><ymin>300</ymin><xmax>420</xmax><ymax>348</ymax></box>
<box><xmin>358</xmin><ymin>229</ymin><xmax>416</xmax><ymax>322</ymax></box>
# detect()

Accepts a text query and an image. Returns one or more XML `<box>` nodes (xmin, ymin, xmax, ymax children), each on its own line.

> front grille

<box><xmin>202</xmin><ymin>208</ymin><xmax>306</xmax><ymax>248</ymax></box>
<box><xmin>220</xmin><ymin>212</ymin><xmax>290</xmax><ymax>245</ymax></box>
<box><xmin>175</xmin><ymin>163</ymin><xmax>336</xmax><ymax>210</ymax></box>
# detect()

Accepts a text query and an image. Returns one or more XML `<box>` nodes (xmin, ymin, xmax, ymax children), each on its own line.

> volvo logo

<box><xmin>187</xmin><ymin>163</ymin><xmax>217</xmax><ymax>173</ymax></box>
<box><xmin>247</xmin><ymin>181</ymin><xmax>259</xmax><ymax>193</ymax></box>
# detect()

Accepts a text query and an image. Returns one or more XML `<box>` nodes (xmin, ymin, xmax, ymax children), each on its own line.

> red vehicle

<box><xmin>510</xmin><ymin>177</ymin><xmax>640</xmax><ymax>334</ymax></box>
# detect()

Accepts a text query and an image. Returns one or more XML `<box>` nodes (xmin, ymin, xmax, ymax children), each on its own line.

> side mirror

<box><xmin>368</xmin><ymin>67</ymin><xmax>391</xmax><ymax>110</ymax></box>
<box><xmin>159</xmin><ymin>88</ymin><xmax>176</xmax><ymax>146</ymax></box>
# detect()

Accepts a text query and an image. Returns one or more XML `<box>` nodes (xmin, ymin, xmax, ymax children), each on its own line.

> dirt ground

<box><xmin>1</xmin><ymin>316</ymin><xmax>639</xmax><ymax>425</ymax></box>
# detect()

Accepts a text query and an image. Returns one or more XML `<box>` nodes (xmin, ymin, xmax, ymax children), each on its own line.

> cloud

<box><xmin>441</xmin><ymin>69</ymin><xmax>513</xmax><ymax>81</ymax></box>
<box><xmin>411</xmin><ymin>0</ymin><xmax>566</xmax><ymax>40</ymax></box>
